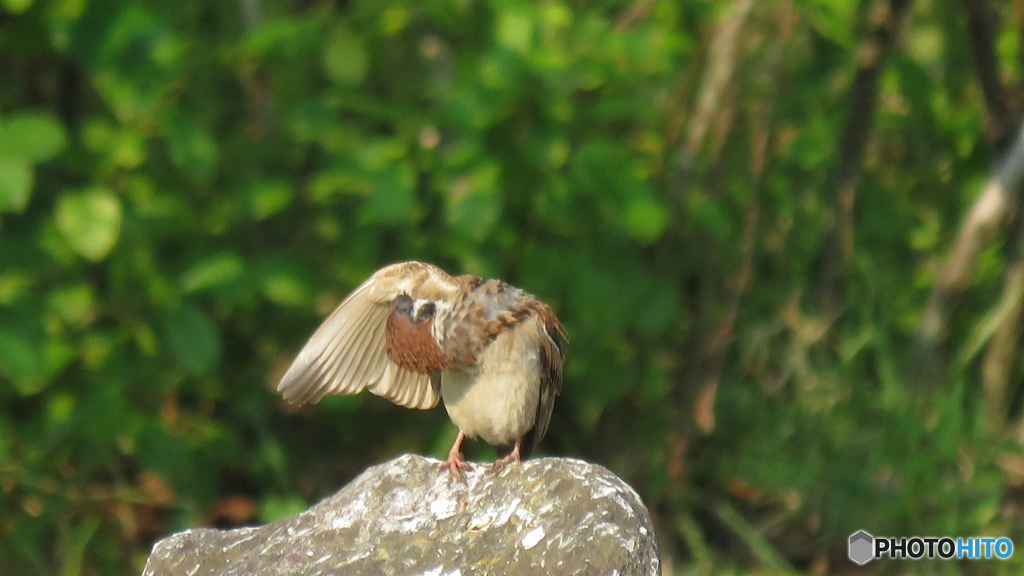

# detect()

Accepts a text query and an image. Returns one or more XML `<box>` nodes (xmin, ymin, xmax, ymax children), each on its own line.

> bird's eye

<box><xmin>416</xmin><ymin>302</ymin><xmax>436</xmax><ymax>321</ymax></box>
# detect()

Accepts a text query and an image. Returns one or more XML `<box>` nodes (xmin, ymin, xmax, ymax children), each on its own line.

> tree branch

<box><xmin>820</xmin><ymin>0</ymin><xmax>913</xmax><ymax>313</ymax></box>
<box><xmin>980</xmin><ymin>217</ymin><xmax>1024</xmax><ymax>432</ymax></box>
<box><xmin>682</xmin><ymin>0</ymin><xmax>756</xmax><ymax>167</ymax></box>
<box><xmin>962</xmin><ymin>0</ymin><xmax>1015</xmax><ymax>148</ymax></box>
<box><xmin>694</xmin><ymin>4</ymin><xmax>792</xmax><ymax>434</ymax></box>
<box><xmin>918</xmin><ymin>118</ymin><xmax>1024</xmax><ymax>383</ymax></box>
<box><xmin>237</xmin><ymin>0</ymin><xmax>274</xmax><ymax>138</ymax></box>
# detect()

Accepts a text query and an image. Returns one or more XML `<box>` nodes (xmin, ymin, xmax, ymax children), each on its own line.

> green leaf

<box><xmin>167</xmin><ymin>118</ymin><xmax>219</xmax><ymax>181</ymax></box>
<box><xmin>50</xmin><ymin>0</ymin><xmax>86</xmax><ymax>21</ymax></box>
<box><xmin>323</xmin><ymin>31</ymin><xmax>368</xmax><ymax>86</ymax></box>
<box><xmin>44</xmin><ymin>337</ymin><xmax>75</xmax><ymax>379</ymax></box>
<box><xmin>2</xmin><ymin>0</ymin><xmax>34</xmax><ymax>13</ymax></box>
<box><xmin>622</xmin><ymin>192</ymin><xmax>668</xmax><ymax>244</ymax></box>
<box><xmin>0</xmin><ymin>112</ymin><xmax>67</xmax><ymax>163</ymax></box>
<box><xmin>444</xmin><ymin>163</ymin><xmax>501</xmax><ymax>241</ymax></box>
<box><xmin>496</xmin><ymin>7</ymin><xmax>533</xmax><ymax>53</ymax></box>
<box><xmin>362</xmin><ymin>163</ymin><xmax>416</xmax><ymax>225</ymax></box>
<box><xmin>161</xmin><ymin>303</ymin><xmax>222</xmax><ymax>375</ymax></box>
<box><xmin>60</xmin><ymin>518</ymin><xmax>101</xmax><ymax>576</ymax></box>
<box><xmin>798</xmin><ymin>0</ymin><xmax>856</xmax><ymax>46</ymax></box>
<box><xmin>634</xmin><ymin>280</ymin><xmax>680</xmax><ymax>337</ymax></box>
<box><xmin>309</xmin><ymin>166</ymin><xmax>371</xmax><ymax>201</ymax></box>
<box><xmin>136</xmin><ymin>425</ymin><xmax>192</xmax><ymax>482</ymax></box>
<box><xmin>83</xmin><ymin>119</ymin><xmax>146</xmax><ymax>167</ymax></box>
<box><xmin>247</xmin><ymin>181</ymin><xmax>292</xmax><ymax>220</ymax></box>
<box><xmin>180</xmin><ymin>252</ymin><xmax>246</xmax><ymax>293</ymax></box>
<box><xmin>0</xmin><ymin>272</ymin><xmax>33</xmax><ymax>304</ymax></box>
<box><xmin>55</xmin><ymin>187</ymin><xmax>123</xmax><ymax>261</ymax></box>
<box><xmin>258</xmin><ymin>494</ymin><xmax>307</xmax><ymax>523</ymax></box>
<box><xmin>48</xmin><ymin>284</ymin><xmax>97</xmax><ymax>326</ymax></box>
<box><xmin>356</xmin><ymin>139</ymin><xmax>406</xmax><ymax>171</ymax></box>
<box><xmin>257</xmin><ymin>257</ymin><xmax>314</xmax><ymax>307</ymax></box>
<box><xmin>0</xmin><ymin>158</ymin><xmax>33</xmax><ymax>212</ymax></box>
<box><xmin>0</xmin><ymin>326</ymin><xmax>46</xmax><ymax>394</ymax></box>
<box><xmin>570</xmin><ymin>139</ymin><xmax>634</xmax><ymax>194</ymax></box>
<box><xmin>691</xmin><ymin>197</ymin><xmax>732</xmax><ymax>239</ymax></box>
<box><xmin>244</xmin><ymin>16</ymin><xmax>320</xmax><ymax>56</ymax></box>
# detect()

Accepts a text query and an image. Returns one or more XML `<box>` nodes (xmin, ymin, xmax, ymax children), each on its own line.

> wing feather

<box><xmin>530</xmin><ymin>308</ymin><xmax>567</xmax><ymax>449</ymax></box>
<box><xmin>277</xmin><ymin>284</ymin><xmax>381</xmax><ymax>404</ymax></box>
<box><xmin>317</xmin><ymin>304</ymin><xmax>389</xmax><ymax>400</ymax></box>
<box><xmin>276</xmin><ymin>262</ymin><xmax>456</xmax><ymax>408</ymax></box>
<box><xmin>335</xmin><ymin>306</ymin><xmax>387</xmax><ymax>386</ymax></box>
<box><xmin>374</xmin><ymin>362</ymin><xmax>407</xmax><ymax>406</ymax></box>
<box><xmin>300</xmin><ymin>308</ymin><xmax>370</xmax><ymax>402</ymax></box>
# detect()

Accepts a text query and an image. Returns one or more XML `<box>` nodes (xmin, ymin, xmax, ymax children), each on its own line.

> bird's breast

<box><xmin>384</xmin><ymin>313</ymin><xmax>447</xmax><ymax>374</ymax></box>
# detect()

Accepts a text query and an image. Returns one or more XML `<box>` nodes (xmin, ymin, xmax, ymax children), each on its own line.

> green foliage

<box><xmin>0</xmin><ymin>112</ymin><xmax>66</xmax><ymax>212</ymax></box>
<box><xmin>55</xmin><ymin>188</ymin><xmax>122</xmax><ymax>261</ymax></box>
<box><xmin>1</xmin><ymin>0</ymin><xmax>1022</xmax><ymax>575</ymax></box>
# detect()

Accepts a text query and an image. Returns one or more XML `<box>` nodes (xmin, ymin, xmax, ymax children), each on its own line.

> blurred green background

<box><xmin>3</xmin><ymin>0</ymin><xmax>1024</xmax><ymax>573</ymax></box>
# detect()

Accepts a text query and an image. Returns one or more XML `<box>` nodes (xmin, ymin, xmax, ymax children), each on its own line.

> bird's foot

<box><xmin>440</xmin><ymin>430</ymin><xmax>470</xmax><ymax>482</ymax></box>
<box><xmin>440</xmin><ymin>451</ymin><xmax>471</xmax><ymax>482</ymax></box>
<box><xmin>491</xmin><ymin>441</ymin><xmax>522</xmax><ymax>472</ymax></box>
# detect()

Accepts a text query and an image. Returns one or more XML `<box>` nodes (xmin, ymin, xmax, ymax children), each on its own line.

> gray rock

<box><xmin>142</xmin><ymin>454</ymin><xmax>659</xmax><ymax>576</ymax></box>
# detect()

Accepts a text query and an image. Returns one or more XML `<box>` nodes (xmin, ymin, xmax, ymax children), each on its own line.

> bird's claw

<box><xmin>440</xmin><ymin>453</ymin><xmax>471</xmax><ymax>482</ymax></box>
<box><xmin>491</xmin><ymin>450</ymin><xmax>521</xmax><ymax>472</ymax></box>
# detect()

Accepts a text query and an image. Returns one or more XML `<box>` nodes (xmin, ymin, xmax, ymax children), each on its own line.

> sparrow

<box><xmin>276</xmin><ymin>261</ymin><xmax>567</xmax><ymax>480</ymax></box>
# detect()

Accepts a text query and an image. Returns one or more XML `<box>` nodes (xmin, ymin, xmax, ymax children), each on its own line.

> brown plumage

<box><xmin>385</xmin><ymin>297</ymin><xmax>447</xmax><ymax>374</ymax></box>
<box><xmin>276</xmin><ymin>261</ymin><xmax>567</xmax><ymax>479</ymax></box>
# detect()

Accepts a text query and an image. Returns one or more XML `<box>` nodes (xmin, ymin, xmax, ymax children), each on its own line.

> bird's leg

<box><xmin>440</xmin><ymin>430</ymin><xmax>470</xmax><ymax>481</ymax></box>
<box><xmin>492</xmin><ymin>438</ymin><xmax>523</xmax><ymax>470</ymax></box>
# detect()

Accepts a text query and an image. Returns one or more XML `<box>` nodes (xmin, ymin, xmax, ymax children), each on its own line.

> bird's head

<box><xmin>393</xmin><ymin>294</ymin><xmax>437</xmax><ymax>324</ymax></box>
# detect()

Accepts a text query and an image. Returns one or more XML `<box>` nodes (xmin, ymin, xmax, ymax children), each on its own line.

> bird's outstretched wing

<box><xmin>276</xmin><ymin>261</ymin><xmax>458</xmax><ymax>408</ymax></box>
